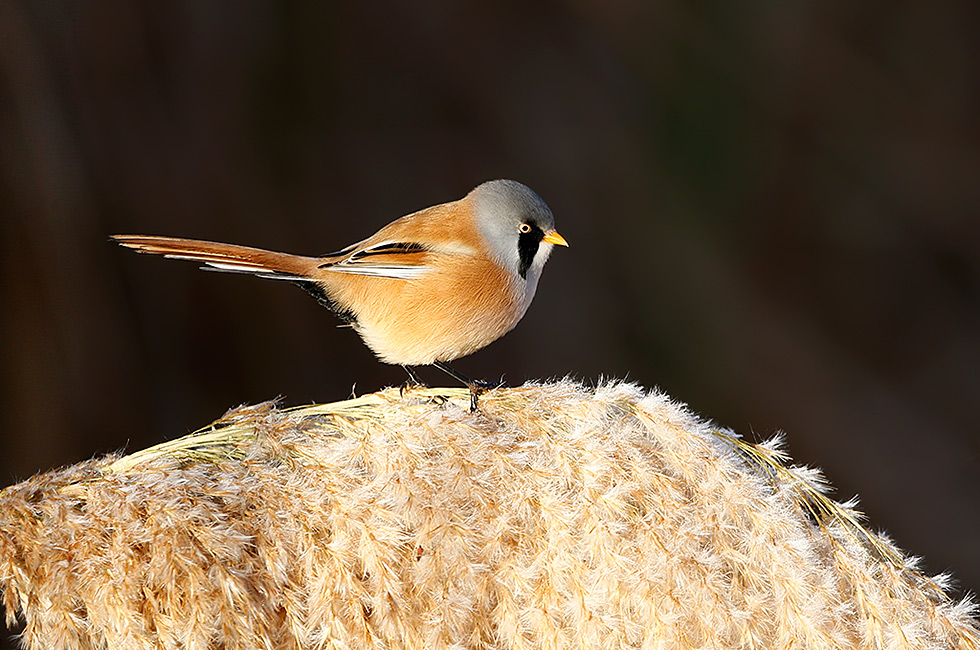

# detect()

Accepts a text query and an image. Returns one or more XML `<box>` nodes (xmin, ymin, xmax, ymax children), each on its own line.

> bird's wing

<box><xmin>318</xmin><ymin>240</ymin><xmax>470</xmax><ymax>280</ymax></box>
<box><xmin>316</xmin><ymin>201</ymin><xmax>482</xmax><ymax>280</ymax></box>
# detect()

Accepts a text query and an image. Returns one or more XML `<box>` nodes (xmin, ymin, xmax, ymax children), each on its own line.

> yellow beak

<box><xmin>542</xmin><ymin>230</ymin><xmax>569</xmax><ymax>247</ymax></box>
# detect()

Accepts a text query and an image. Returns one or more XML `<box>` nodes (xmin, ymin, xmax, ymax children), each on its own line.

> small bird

<box><xmin>113</xmin><ymin>179</ymin><xmax>567</xmax><ymax>408</ymax></box>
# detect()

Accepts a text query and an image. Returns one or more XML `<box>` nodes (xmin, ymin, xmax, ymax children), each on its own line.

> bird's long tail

<box><xmin>111</xmin><ymin>235</ymin><xmax>319</xmax><ymax>282</ymax></box>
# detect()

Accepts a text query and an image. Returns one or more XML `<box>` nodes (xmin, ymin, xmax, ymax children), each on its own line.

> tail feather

<box><xmin>111</xmin><ymin>235</ymin><xmax>317</xmax><ymax>281</ymax></box>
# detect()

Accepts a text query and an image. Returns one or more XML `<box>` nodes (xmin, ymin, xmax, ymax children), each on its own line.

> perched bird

<box><xmin>113</xmin><ymin>179</ymin><xmax>568</xmax><ymax>408</ymax></box>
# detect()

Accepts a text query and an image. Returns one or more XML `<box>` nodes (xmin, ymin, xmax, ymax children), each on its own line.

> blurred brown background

<box><xmin>2</xmin><ymin>0</ymin><xmax>978</xmax><ymax>641</ymax></box>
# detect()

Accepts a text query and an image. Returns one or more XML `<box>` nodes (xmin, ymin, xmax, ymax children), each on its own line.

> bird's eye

<box><xmin>518</xmin><ymin>223</ymin><xmax>532</xmax><ymax>234</ymax></box>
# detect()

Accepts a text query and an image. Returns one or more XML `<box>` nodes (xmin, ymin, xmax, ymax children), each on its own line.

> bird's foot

<box><xmin>471</xmin><ymin>378</ymin><xmax>505</xmax><ymax>391</ymax></box>
<box><xmin>399</xmin><ymin>366</ymin><xmax>428</xmax><ymax>398</ymax></box>
<box><xmin>430</xmin><ymin>361</ymin><xmax>506</xmax><ymax>411</ymax></box>
<box><xmin>464</xmin><ymin>378</ymin><xmax>506</xmax><ymax>411</ymax></box>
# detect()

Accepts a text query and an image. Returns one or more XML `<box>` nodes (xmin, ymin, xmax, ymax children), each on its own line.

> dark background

<box><xmin>2</xmin><ymin>1</ymin><xmax>978</xmax><ymax>643</ymax></box>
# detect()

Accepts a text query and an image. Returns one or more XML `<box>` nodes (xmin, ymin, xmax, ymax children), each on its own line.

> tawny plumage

<box><xmin>113</xmin><ymin>180</ymin><xmax>567</xmax><ymax>404</ymax></box>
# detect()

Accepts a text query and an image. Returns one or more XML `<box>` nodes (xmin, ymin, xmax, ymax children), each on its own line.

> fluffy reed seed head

<box><xmin>1</xmin><ymin>381</ymin><xmax>977</xmax><ymax>650</ymax></box>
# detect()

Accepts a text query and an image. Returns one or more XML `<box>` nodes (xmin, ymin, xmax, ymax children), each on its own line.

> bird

<box><xmin>112</xmin><ymin>179</ymin><xmax>568</xmax><ymax>409</ymax></box>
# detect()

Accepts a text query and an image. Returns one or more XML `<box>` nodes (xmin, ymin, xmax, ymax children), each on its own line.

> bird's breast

<box><xmin>317</xmin><ymin>255</ymin><xmax>528</xmax><ymax>366</ymax></box>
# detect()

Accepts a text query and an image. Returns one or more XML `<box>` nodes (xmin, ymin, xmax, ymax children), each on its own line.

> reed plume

<box><xmin>1</xmin><ymin>381</ymin><xmax>977</xmax><ymax>649</ymax></box>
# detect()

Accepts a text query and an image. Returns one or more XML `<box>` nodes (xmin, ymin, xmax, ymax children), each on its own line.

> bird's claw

<box><xmin>466</xmin><ymin>378</ymin><xmax>506</xmax><ymax>411</ymax></box>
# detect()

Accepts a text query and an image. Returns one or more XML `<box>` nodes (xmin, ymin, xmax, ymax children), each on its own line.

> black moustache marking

<box><xmin>517</xmin><ymin>223</ymin><xmax>544</xmax><ymax>279</ymax></box>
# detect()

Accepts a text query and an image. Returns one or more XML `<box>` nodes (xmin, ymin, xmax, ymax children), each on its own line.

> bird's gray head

<box><xmin>470</xmin><ymin>180</ymin><xmax>566</xmax><ymax>285</ymax></box>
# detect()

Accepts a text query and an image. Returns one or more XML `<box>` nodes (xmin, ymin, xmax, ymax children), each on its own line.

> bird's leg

<box><xmin>399</xmin><ymin>365</ymin><xmax>428</xmax><ymax>398</ymax></box>
<box><xmin>402</xmin><ymin>366</ymin><xmax>426</xmax><ymax>386</ymax></box>
<box><xmin>432</xmin><ymin>361</ymin><xmax>504</xmax><ymax>411</ymax></box>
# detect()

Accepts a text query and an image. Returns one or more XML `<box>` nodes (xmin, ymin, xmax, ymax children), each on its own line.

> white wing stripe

<box><xmin>325</xmin><ymin>264</ymin><xmax>432</xmax><ymax>280</ymax></box>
